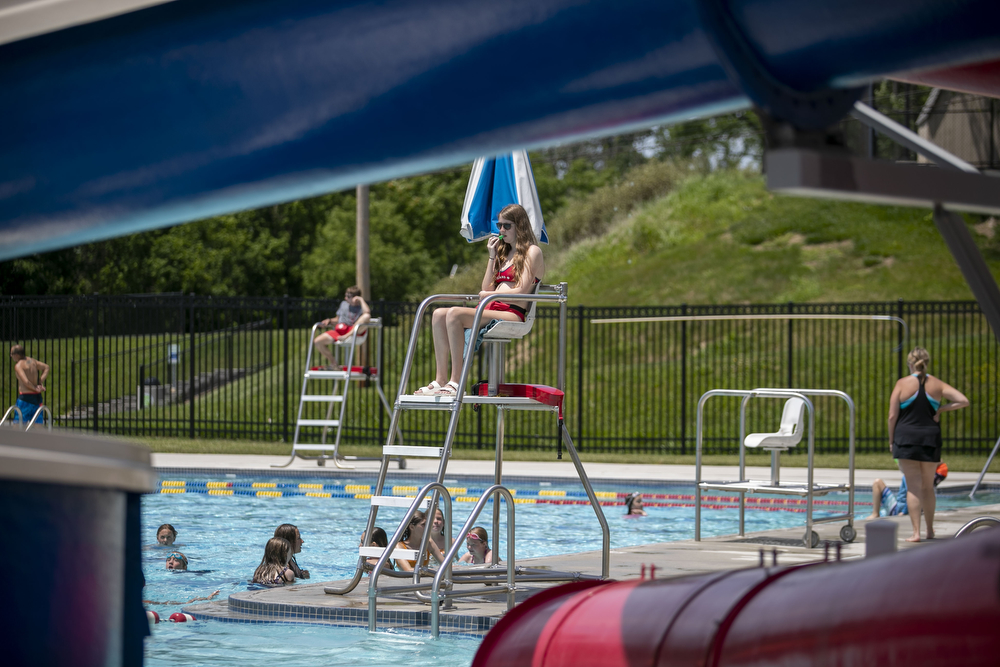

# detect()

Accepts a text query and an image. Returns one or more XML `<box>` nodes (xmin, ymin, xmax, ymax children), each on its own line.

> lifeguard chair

<box><xmin>275</xmin><ymin>318</ymin><xmax>398</xmax><ymax>468</ymax></box>
<box><xmin>325</xmin><ymin>283</ymin><xmax>610</xmax><ymax>633</ymax></box>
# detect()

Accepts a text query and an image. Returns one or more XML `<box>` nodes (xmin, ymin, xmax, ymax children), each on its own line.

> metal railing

<box><xmin>2</xmin><ymin>295</ymin><xmax>997</xmax><ymax>455</ymax></box>
<box><xmin>430</xmin><ymin>484</ymin><xmax>516</xmax><ymax>638</ymax></box>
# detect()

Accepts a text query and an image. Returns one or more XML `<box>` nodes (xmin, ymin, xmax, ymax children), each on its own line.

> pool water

<box><xmin>142</xmin><ymin>474</ymin><xmax>999</xmax><ymax>666</ymax></box>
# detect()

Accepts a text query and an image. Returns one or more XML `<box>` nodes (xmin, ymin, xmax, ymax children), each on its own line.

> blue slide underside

<box><xmin>1</xmin><ymin>0</ymin><xmax>998</xmax><ymax>259</ymax></box>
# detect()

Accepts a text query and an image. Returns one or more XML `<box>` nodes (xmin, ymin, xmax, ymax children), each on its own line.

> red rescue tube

<box><xmin>474</xmin><ymin>528</ymin><xmax>1000</xmax><ymax>667</ymax></box>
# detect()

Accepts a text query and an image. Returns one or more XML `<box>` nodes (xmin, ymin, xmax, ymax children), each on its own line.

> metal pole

<box><xmin>933</xmin><ymin>205</ymin><xmax>1000</xmax><ymax>345</ymax></box>
<box><xmin>576</xmin><ymin>305</ymin><xmax>584</xmax><ymax>450</ymax></box>
<box><xmin>739</xmin><ymin>394</ymin><xmax>749</xmax><ymax>536</ymax></box>
<box><xmin>189</xmin><ymin>293</ymin><xmax>195</xmax><ymax>439</ymax></box>
<box><xmin>557</xmin><ymin>283</ymin><xmax>568</xmax><ymax>457</ymax></box>
<box><xmin>680</xmin><ymin>305</ymin><xmax>687</xmax><ymax>454</ymax></box>
<box><xmin>283</xmin><ymin>295</ymin><xmax>289</xmax><ymax>443</ymax></box>
<box><xmin>93</xmin><ymin>294</ymin><xmax>99</xmax><ymax>434</ymax></box>
<box><xmin>560</xmin><ymin>422</ymin><xmax>609</xmax><ymax>579</ymax></box>
<box><xmin>356</xmin><ymin>184</ymin><xmax>371</xmax><ymax>368</ymax></box>
<box><xmin>970</xmin><ymin>434</ymin><xmax>1000</xmax><ymax>500</ymax></box>
<box><xmin>787</xmin><ymin>302</ymin><xmax>794</xmax><ymax>387</ymax></box>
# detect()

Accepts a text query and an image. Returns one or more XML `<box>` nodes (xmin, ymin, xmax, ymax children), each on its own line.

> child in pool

<box><xmin>624</xmin><ymin>493</ymin><xmax>648</xmax><ymax>517</ymax></box>
<box><xmin>458</xmin><ymin>527</ymin><xmax>494</xmax><ymax>565</ymax></box>
<box><xmin>360</xmin><ymin>527</ymin><xmax>395</xmax><ymax>572</ymax></box>
<box><xmin>156</xmin><ymin>524</ymin><xmax>177</xmax><ymax>546</ymax></box>
<box><xmin>165</xmin><ymin>552</ymin><xmax>188</xmax><ymax>570</ymax></box>
<box><xmin>273</xmin><ymin>523</ymin><xmax>309</xmax><ymax>579</ymax></box>
<box><xmin>252</xmin><ymin>537</ymin><xmax>296</xmax><ymax>586</ymax></box>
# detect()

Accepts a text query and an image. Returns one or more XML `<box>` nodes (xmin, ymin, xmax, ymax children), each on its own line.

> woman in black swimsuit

<box><xmin>415</xmin><ymin>204</ymin><xmax>544</xmax><ymax>397</ymax></box>
<box><xmin>888</xmin><ymin>347</ymin><xmax>968</xmax><ymax>542</ymax></box>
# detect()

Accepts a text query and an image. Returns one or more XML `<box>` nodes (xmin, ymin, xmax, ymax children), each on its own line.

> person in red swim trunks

<box><xmin>415</xmin><ymin>203</ymin><xmax>544</xmax><ymax>396</ymax></box>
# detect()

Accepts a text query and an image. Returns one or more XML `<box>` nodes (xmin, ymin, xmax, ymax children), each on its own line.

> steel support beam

<box><xmin>933</xmin><ymin>205</ymin><xmax>1000</xmax><ymax>345</ymax></box>
<box><xmin>849</xmin><ymin>101</ymin><xmax>979</xmax><ymax>173</ymax></box>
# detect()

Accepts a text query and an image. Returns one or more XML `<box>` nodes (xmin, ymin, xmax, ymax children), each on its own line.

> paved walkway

<box><xmin>152</xmin><ymin>452</ymin><xmax>999</xmax><ymax>491</ymax></box>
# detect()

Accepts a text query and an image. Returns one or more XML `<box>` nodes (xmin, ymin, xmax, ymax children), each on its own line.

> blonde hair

<box><xmin>253</xmin><ymin>537</ymin><xmax>292</xmax><ymax>585</ymax></box>
<box><xmin>494</xmin><ymin>204</ymin><xmax>537</xmax><ymax>288</ymax></box>
<box><xmin>907</xmin><ymin>347</ymin><xmax>930</xmax><ymax>379</ymax></box>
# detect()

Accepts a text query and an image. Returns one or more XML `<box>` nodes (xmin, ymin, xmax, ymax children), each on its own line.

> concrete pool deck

<box><xmin>173</xmin><ymin>452</ymin><xmax>1000</xmax><ymax>634</ymax></box>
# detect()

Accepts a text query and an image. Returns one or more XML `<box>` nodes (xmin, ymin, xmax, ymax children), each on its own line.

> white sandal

<box><xmin>433</xmin><ymin>381</ymin><xmax>460</xmax><ymax>396</ymax></box>
<box><xmin>414</xmin><ymin>381</ymin><xmax>442</xmax><ymax>396</ymax></box>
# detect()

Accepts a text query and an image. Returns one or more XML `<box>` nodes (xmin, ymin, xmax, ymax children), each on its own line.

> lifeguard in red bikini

<box><xmin>415</xmin><ymin>203</ymin><xmax>544</xmax><ymax>396</ymax></box>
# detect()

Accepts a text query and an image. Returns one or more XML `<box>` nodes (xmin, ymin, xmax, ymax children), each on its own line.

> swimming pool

<box><xmin>143</xmin><ymin>472</ymin><xmax>999</xmax><ymax>666</ymax></box>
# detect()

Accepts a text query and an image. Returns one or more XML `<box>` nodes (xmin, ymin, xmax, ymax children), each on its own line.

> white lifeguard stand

<box><xmin>275</xmin><ymin>318</ymin><xmax>398</xmax><ymax>468</ymax></box>
<box><xmin>325</xmin><ymin>283</ymin><xmax>611</xmax><ymax>635</ymax></box>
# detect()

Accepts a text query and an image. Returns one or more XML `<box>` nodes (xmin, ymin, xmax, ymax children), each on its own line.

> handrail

<box><xmin>24</xmin><ymin>405</ymin><xmax>52</xmax><ymax>431</ymax></box>
<box><xmin>430</xmin><ymin>483</ymin><xmax>516</xmax><ymax>638</ymax></box>
<box><xmin>368</xmin><ymin>482</ymin><xmax>453</xmax><ymax>633</ymax></box>
<box><xmin>0</xmin><ymin>406</ymin><xmax>24</xmax><ymax>427</ymax></box>
<box><xmin>954</xmin><ymin>516</ymin><xmax>1000</xmax><ymax>537</ymax></box>
<box><xmin>590</xmin><ymin>314</ymin><xmax>909</xmax><ymax>352</ymax></box>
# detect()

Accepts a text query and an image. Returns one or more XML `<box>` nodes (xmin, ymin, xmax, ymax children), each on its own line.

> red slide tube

<box><xmin>474</xmin><ymin>527</ymin><xmax>1000</xmax><ymax>667</ymax></box>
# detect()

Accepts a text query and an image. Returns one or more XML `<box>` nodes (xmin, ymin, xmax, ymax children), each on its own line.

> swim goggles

<box><xmin>167</xmin><ymin>552</ymin><xmax>187</xmax><ymax>562</ymax></box>
<box><xmin>466</xmin><ymin>533</ymin><xmax>483</xmax><ymax>541</ymax></box>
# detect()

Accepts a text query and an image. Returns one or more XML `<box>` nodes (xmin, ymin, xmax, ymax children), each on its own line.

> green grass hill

<box><xmin>432</xmin><ymin>167</ymin><xmax>1000</xmax><ymax>306</ymax></box>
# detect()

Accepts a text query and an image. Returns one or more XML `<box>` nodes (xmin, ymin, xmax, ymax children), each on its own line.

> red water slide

<box><xmin>474</xmin><ymin>526</ymin><xmax>1000</xmax><ymax>666</ymax></box>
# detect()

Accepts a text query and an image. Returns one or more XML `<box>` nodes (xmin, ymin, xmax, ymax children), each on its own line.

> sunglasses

<box><xmin>496</xmin><ymin>222</ymin><xmax>513</xmax><ymax>231</ymax></box>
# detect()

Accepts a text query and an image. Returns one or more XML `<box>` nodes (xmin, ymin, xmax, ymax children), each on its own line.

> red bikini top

<box><xmin>495</xmin><ymin>265</ymin><xmax>516</xmax><ymax>283</ymax></box>
<box><xmin>495</xmin><ymin>263</ymin><xmax>540</xmax><ymax>286</ymax></box>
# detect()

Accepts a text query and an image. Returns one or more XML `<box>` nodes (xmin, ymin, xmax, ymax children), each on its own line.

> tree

<box><xmin>302</xmin><ymin>200</ymin><xmax>434</xmax><ymax>301</ymax></box>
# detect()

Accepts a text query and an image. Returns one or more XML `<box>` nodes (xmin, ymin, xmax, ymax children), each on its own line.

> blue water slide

<box><xmin>1</xmin><ymin>0</ymin><xmax>998</xmax><ymax>259</ymax></box>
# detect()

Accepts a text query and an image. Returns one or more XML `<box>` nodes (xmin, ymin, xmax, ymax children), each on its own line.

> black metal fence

<box><xmin>1</xmin><ymin>295</ymin><xmax>997</xmax><ymax>455</ymax></box>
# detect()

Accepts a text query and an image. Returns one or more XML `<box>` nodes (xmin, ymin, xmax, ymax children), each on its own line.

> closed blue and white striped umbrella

<box><xmin>460</xmin><ymin>151</ymin><xmax>547</xmax><ymax>244</ymax></box>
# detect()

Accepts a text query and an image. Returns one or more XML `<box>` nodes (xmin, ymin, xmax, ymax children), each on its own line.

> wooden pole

<box><xmin>356</xmin><ymin>184</ymin><xmax>370</xmax><ymax>367</ymax></box>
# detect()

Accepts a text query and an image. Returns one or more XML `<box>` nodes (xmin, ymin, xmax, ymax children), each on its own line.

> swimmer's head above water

<box><xmin>157</xmin><ymin>523</ymin><xmax>177</xmax><ymax>546</ymax></box>
<box><xmin>165</xmin><ymin>551</ymin><xmax>188</xmax><ymax>570</ymax></box>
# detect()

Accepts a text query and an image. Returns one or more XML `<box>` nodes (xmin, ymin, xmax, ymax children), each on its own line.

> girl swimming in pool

<box><xmin>252</xmin><ymin>537</ymin><xmax>296</xmax><ymax>585</ymax></box>
<box><xmin>273</xmin><ymin>523</ymin><xmax>309</xmax><ymax>579</ymax></box>
<box><xmin>360</xmin><ymin>527</ymin><xmax>395</xmax><ymax>572</ymax></box>
<box><xmin>415</xmin><ymin>204</ymin><xmax>544</xmax><ymax>396</ymax></box>
<box><xmin>458</xmin><ymin>526</ymin><xmax>494</xmax><ymax>565</ymax></box>
<box><xmin>165</xmin><ymin>551</ymin><xmax>188</xmax><ymax>570</ymax></box>
<box><xmin>624</xmin><ymin>493</ymin><xmax>648</xmax><ymax>517</ymax></box>
<box><xmin>156</xmin><ymin>524</ymin><xmax>177</xmax><ymax>546</ymax></box>
<box><xmin>396</xmin><ymin>511</ymin><xmax>441</xmax><ymax>572</ymax></box>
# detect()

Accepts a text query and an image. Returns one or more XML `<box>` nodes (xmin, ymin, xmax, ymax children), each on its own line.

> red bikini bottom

<box><xmin>486</xmin><ymin>301</ymin><xmax>527</xmax><ymax>322</ymax></box>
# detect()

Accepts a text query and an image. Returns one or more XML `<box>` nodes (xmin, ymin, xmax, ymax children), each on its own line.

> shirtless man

<box><xmin>10</xmin><ymin>345</ymin><xmax>49</xmax><ymax>425</ymax></box>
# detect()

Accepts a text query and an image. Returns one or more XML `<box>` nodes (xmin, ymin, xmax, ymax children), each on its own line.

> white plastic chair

<box><xmin>744</xmin><ymin>397</ymin><xmax>806</xmax><ymax>451</ymax></box>
<box><xmin>482</xmin><ymin>284</ymin><xmax>540</xmax><ymax>341</ymax></box>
